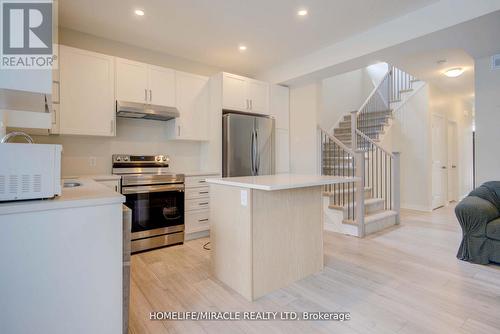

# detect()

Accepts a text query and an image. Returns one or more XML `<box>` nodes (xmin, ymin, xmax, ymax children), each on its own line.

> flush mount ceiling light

<box><xmin>297</xmin><ymin>9</ymin><xmax>308</xmax><ymax>16</ymax></box>
<box><xmin>134</xmin><ymin>9</ymin><xmax>145</xmax><ymax>16</ymax></box>
<box><xmin>444</xmin><ymin>68</ymin><xmax>464</xmax><ymax>77</ymax></box>
<box><xmin>238</xmin><ymin>45</ymin><xmax>247</xmax><ymax>51</ymax></box>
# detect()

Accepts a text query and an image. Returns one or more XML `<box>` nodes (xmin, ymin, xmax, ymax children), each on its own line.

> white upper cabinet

<box><xmin>222</xmin><ymin>73</ymin><xmax>269</xmax><ymax>114</ymax></box>
<box><xmin>115</xmin><ymin>58</ymin><xmax>148</xmax><ymax>104</ymax></box>
<box><xmin>167</xmin><ymin>71</ymin><xmax>209</xmax><ymax>141</ymax></box>
<box><xmin>148</xmin><ymin>65</ymin><xmax>175</xmax><ymax>106</ymax></box>
<box><xmin>247</xmin><ymin>80</ymin><xmax>269</xmax><ymax>114</ymax></box>
<box><xmin>270</xmin><ymin>84</ymin><xmax>289</xmax><ymax>130</ymax></box>
<box><xmin>59</xmin><ymin>45</ymin><xmax>115</xmax><ymax>136</ymax></box>
<box><xmin>222</xmin><ymin>73</ymin><xmax>247</xmax><ymax>111</ymax></box>
<box><xmin>115</xmin><ymin>58</ymin><xmax>175</xmax><ymax>107</ymax></box>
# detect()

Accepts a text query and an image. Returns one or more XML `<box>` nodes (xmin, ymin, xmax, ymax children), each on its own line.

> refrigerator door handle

<box><xmin>255</xmin><ymin>129</ymin><xmax>260</xmax><ymax>174</ymax></box>
<box><xmin>251</xmin><ymin>129</ymin><xmax>256</xmax><ymax>176</ymax></box>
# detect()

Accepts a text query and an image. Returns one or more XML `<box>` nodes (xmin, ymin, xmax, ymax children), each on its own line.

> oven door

<box><xmin>122</xmin><ymin>183</ymin><xmax>185</xmax><ymax>239</ymax></box>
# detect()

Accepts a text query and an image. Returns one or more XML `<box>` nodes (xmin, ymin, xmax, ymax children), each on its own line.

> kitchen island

<box><xmin>0</xmin><ymin>178</ymin><xmax>125</xmax><ymax>334</ymax></box>
<box><xmin>206</xmin><ymin>174</ymin><xmax>357</xmax><ymax>301</ymax></box>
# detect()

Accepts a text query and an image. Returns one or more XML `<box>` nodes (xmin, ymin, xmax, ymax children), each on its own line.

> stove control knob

<box><xmin>123</xmin><ymin>156</ymin><xmax>129</xmax><ymax>162</ymax></box>
<box><xmin>162</xmin><ymin>156</ymin><xmax>167</xmax><ymax>162</ymax></box>
<box><xmin>156</xmin><ymin>156</ymin><xmax>162</xmax><ymax>162</ymax></box>
<box><xmin>116</xmin><ymin>156</ymin><xmax>122</xmax><ymax>162</ymax></box>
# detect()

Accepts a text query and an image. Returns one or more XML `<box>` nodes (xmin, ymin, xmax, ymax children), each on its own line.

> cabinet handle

<box><xmin>198</xmin><ymin>180</ymin><xmax>206</xmax><ymax>183</ymax></box>
<box><xmin>246</xmin><ymin>99</ymin><xmax>249</xmax><ymax>110</ymax></box>
<box><xmin>250</xmin><ymin>99</ymin><xmax>253</xmax><ymax>110</ymax></box>
<box><xmin>110</xmin><ymin>119</ymin><xmax>114</xmax><ymax>134</ymax></box>
<box><xmin>198</xmin><ymin>219</ymin><xmax>209</xmax><ymax>222</ymax></box>
<box><xmin>199</xmin><ymin>191</ymin><xmax>209</xmax><ymax>194</ymax></box>
<box><xmin>52</xmin><ymin>110</ymin><xmax>57</xmax><ymax>125</ymax></box>
<box><xmin>149</xmin><ymin>89</ymin><xmax>152</xmax><ymax>102</ymax></box>
<box><xmin>144</xmin><ymin>89</ymin><xmax>147</xmax><ymax>102</ymax></box>
<box><xmin>199</xmin><ymin>202</ymin><xmax>209</xmax><ymax>206</ymax></box>
<box><xmin>177</xmin><ymin>125</ymin><xmax>181</xmax><ymax>137</ymax></box>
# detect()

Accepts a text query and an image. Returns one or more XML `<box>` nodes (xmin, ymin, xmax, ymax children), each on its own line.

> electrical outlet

<box><xmin>89</xmin><ymin>156</ymin><xmax>97</xmax><ymax>168</ymax></box>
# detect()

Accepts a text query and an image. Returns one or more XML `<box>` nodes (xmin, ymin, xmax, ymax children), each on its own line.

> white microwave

<box><xmin>0</xmin><ymin>143</ymin><xmax>62</xmax><ymax>201</ymax></box>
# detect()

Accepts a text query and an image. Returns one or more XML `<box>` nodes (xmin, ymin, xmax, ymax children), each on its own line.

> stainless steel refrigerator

<box><xmin>223</xmin><ymin>112</ymin><xmax>275</xmax><ymax>177</ymax></box>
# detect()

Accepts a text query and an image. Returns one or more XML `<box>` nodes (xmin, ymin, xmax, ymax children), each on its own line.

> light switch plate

<box><xmin>240</xmin><ymin>189</ymin><xmax>248</xmax><ymax>207</ymax></box>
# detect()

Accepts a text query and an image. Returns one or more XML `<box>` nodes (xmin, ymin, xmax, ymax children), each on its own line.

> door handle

<box><xmin>251</xmin><ymin>130</ymin><xmax>255</xmax><ymax>175</ymax></box>
<box><xmin>255</xmin><ymin>129</ymin><xmax>260</xmax><ymax>174</ymax></box>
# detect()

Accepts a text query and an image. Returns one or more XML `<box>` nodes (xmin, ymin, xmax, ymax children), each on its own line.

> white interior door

<box><xmin>432</xmin><ymin>114</ymin><xmax>447</xmax><ymax>209</ymax></box>
<box><xmin>447</xmin><ymin>121</ymin><xmax>458</xmax><ymax>202</ymax></box>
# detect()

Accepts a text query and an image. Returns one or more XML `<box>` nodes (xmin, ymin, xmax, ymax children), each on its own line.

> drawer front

<box><xmin>185</xmin><ymin>186</ymin><xmax>209</xmax><ymax>199</ymax></box>
<box><xmin>185</xmin><ymin>210</ymin><xmax>209</xmax><ymax>234</ymax></box>
<box><xmin>185</xmin><ymin>198</ymin><xmax>210</xmax><ymax>211</ymax></box>
<box><xmin>185</xmin><ymin>176</ymin><xmax>209</xmax><ymax>188</ymax></box>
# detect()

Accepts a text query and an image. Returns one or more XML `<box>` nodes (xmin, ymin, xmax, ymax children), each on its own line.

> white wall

<box><xmin>289</xmin><ymin>82</ymin><xmax>320</xmax><ymax>174</ymax></box>
<box><xmin>59</xmin><ymin>28</ymin><xmax>222</xmax><ymax>76</ymax></box>
<box><xmin>475</xmin><ymin>55</ymin><xmax>500</xmax><ymax>184</ymax></box>
<box><xmin>34</xmin><ymin>118</ymin><xmax>202</xmax><ymax>176</ymax></box>
<box><xmin>381</xmin><ymin>83</ymin><xmax>474</xmax><ymax>211</ymax></box>
<box><xmin>319</xmin><ymin>63</ymin><xmax>388</xmax><ymax>131</ymax></box>
<box><xmin>382</xmin><ymin>85</ymin><xmax>433</xmax><ymax>211</ymax></box>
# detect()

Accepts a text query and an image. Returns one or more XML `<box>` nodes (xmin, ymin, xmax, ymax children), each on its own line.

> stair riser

<box><xmin>338</xmin><ymin>121</ymin><xmax>389</xmax><ymax>129</ymax></box>
<box><xmin>324</xmin><ymin>188</ymin><xmax>372</xmax><ymax>200</ymax></box>
<box><xmin>341</xmin><ymin>200</ymin><xmax>384</xmax><ymax>217</ymax></box>
<box><xmin>343</xmin><ymin>111</ymin><xmax>392</xmax><ymax>121</ymax></box>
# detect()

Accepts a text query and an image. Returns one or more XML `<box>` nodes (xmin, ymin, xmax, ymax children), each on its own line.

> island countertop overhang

<box><xmin>205</xmin><ymin>174</ymin><xmax>358</xmax><ymax>191</ymax></box>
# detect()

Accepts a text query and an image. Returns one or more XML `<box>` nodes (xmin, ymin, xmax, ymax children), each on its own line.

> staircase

<box><xmin>320</xmin><ymin>65</ymin><xmax>418</xmax><ymax>237</ymax></box>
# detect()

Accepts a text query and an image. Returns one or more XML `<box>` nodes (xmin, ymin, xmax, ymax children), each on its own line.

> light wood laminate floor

<box><xmin>128</xmin><ymin>205</ymin><xmax>500</xmax><ymax>334</ymax></box>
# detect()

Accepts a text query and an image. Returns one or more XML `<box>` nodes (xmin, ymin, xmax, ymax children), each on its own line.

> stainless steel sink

<box><xmin>63</xmin><ymin>181</ymin><xmax>82</xmax><ymax>188</ymax></box>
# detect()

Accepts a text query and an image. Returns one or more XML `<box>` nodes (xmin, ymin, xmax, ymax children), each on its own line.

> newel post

<box><xmin>355</xmin><ymin>150</ymin><xmax>365</xmax><ymax>237</ymax></box>
<box><xmin>393</xmin><ymin>152</ymin><xmax>401</xmax><ymax>225</ymax></box>
<box><xmin>350</xmin><ymin>111</ymin><xmax>357</xmax><ymax>150</ymax></box>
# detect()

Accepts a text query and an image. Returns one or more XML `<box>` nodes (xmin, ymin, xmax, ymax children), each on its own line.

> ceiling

<box><xmin>59</xmin><ymin>0</ymin><xmax>438</xmax><ymax>76</ymax></box>
<box><xmin>390</xmin><ymin>49</ymin><xmax>474</xmax><ymax>103</ymax></box>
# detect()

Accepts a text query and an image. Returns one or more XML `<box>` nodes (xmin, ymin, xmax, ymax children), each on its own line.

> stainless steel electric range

<box><xmin>112</xmin><ymin>154</ymin><xmax>184</xmax><ymax>253</ymax></box>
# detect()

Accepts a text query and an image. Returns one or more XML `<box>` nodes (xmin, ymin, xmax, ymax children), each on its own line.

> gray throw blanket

<box><xmin>455</xmin><ymin>182</ymin><xmax>500</xmax><ymax>264</ymax></box>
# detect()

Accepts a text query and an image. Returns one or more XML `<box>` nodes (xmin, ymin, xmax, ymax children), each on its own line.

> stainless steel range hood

<box><xmin>116</xmin><ymin>101</ymin><xmax>179</xmax><ymax>121</ymax></box>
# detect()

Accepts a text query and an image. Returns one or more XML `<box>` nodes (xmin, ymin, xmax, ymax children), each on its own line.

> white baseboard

<box><xmin>401</xmin><ymin>203</ymin><xmax>433</xmax><ymax>212</ymax></box>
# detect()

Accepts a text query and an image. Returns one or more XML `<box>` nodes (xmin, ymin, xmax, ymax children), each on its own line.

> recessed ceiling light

<box><xmin>239</xmin><ymin>45</ymin><xmax>247</xmax><ymax>51</ymax></box>
<box><xmin>297</xmin><ymin>9</ymin><xmax>308</xmax><ymax>16</ymax></box>
<box><xmin>444</xmin><ymin>68</ymin><xmax>464</xmax><ymax>78</ymax></box>
<box><xmin>134</xmin><ymin>9</ymin><xmax>145</xmax><ymax>16</ymax></box>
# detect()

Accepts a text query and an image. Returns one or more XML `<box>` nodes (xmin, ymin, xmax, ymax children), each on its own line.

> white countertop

<box><xmin>63</xmin><ymin>174</ymin><xmax>122</xmax><ymax>181</ymax></box>
<box><xmin>206</xmin><ymin>174</ymin><xmax>358</xmax><ymax>191</ymax></box>
<box><xmin>171</xmin><ymin>171</ymin><xmax>220</xmax><ymax>177</ymax></box>
<box><xmin>0</xmin><ymin>178</ymin><xmax>125</xmax><ymax>215</ymax></box>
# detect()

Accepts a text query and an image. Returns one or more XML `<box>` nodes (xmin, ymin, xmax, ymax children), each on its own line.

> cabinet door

<box><xmin>248</xmin><ymin>80</ymin><xmax>269</xmax><ymax>114</ymax></box>
<box><xmin>276</xmin><ymin>128</ymin><xmax>290</xmax><ymax>173</ymax></box>
<box><xmin>115</xmin><ymin>58</ymin><xmax>148</xmax><ymax>104</ymax></box>
<box><xmin>148</xmin><ymin>65</ymin><xmax>175</xmax><ymax>107</ymax></box>
<box><xmin>172</xmin><ymin>72</ymin><xmax>209</xmax><ymax>140</ymax></box>
<box><xmin>222</xmin><ymin>73</ymin><xmax>247</xmax><ymax>111</ymax></box>
<box><xmin>59</xmin><ymin>46</ymin><xmax>115</xmax><ymax>136</ymax></box>
<box><xmin>270</xmin><ymin>85</ymin><xmax>289</xmax><ymax>129</ymax></box>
